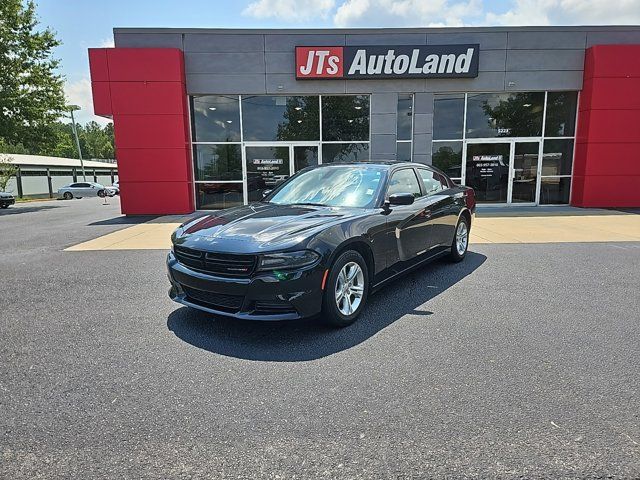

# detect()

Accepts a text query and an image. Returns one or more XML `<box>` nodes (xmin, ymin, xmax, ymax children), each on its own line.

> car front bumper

<box><xmin>0</xmin><ymin>197</ymin><xmax>15</xmax><ymax>206</ymax></box>
<box><xmin>166</xmin><ymin>251</ymin><xmax>325</xmax><ymax>321</ymax></box>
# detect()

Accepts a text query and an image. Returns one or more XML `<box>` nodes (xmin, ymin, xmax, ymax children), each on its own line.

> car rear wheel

<box><xmin>97</xmin><ymin>190</ymin><xmax>106</xmax><ymax>198</ymax></box>
<box><xmin>322</xmin><ymin>250</ymin><xmax>369</xmax><ymax>327</ymax></box>
<box><xmin>63</xmin><ymin>192</ymin><xmax>73</xmax><ymax>200</ymax></box>
<box><xmin>449</xmin><ymin>215</ymin><xmax>469</xmax><ymax>262</ymax></box>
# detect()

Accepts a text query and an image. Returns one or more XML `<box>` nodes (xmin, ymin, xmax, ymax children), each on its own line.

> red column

<box><xmin>88</xmin><ymin>48</ymin><xmax>195</xmax><ymax>215</ymax></box>
<box><xmin>572</xmin><ymin>45</ymin><xmax>640</xmax><ymax>208</ymax></box>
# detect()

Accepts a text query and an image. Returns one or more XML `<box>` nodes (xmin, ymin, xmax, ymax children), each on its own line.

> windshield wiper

<box><xmin>290</xmin><ymin>202</ymin><xmax>327</xmax><ymax>207</ymax></box>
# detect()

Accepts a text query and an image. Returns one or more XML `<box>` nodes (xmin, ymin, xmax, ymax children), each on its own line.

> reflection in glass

<box><xmin>466</xmin><ymin>92</ymin><xmax>544</xmax><ymax>138</ymax></box>
<box><xmin>322</xmin><ymin>95</ymin><xmax>370</xmax><ymax>141</ymax></box>
<box><xmin>196</xmin><ymin>182</ymin><xmax>244</xmax><ymax>210</ymax></box>
<box><xmin>242</xmin><ymin>96</ymin><xmax>319</xmax><ymax>141</ymax></box>
<box><xmin>396</xmin><ymin>142</ymin><xmax>411</xmax><ymax>162</ymax></box>
<box><xmin>511</xmin><ymin>142</ymin><xmax>539</xmax><ymax>203</ymax></box>
<box><xmin>245</xmin><ymin>146</ymin><xmax>290</xmax><ymax>202</ymax></box>
<box><xmin>193</xmin><ymin>144</ymin><xmax>242</xmax><ymax>181</ymax></box>
<box><xmin>397</xmin><ymin>94</ymin><xmax>413</xmax><ymax>141</ymax></box>
<box><xmin>293</xmin><ymin>146</ymin><xmax>319</xmax><ymax>172</ymax></box>
<box><xmin>540</xmin><ymin>177</ymin><xmax>571</xmax><ymax>204</ymax></box>
<box><xmin>322</xmin><ymin>143</ymin><xmax>370</xmax><ymax>163</ymax></box>
<box><xmin>191</xmin><ymin>95</ymin><xmax>241</xmax><ymax>142</ymax></box>
<box><xmin>433</xmin><ymin>94</ymin><xmax>464</xmax><ymax>140</ymax></box>
<box><xmin>268</xmin><ymin>165</ymin><xmax>385</xmax><ymax>208</ymax></box>
<box><xmin>465</xmin><ymin>143</ymin><xmax>511</xmax><ymax>203</ymax></box>
<box><xmin>543</xmin><ymin>139</ymin><xmax>574</xmax><ymax>176</ymax></box>
<box><xmin>432</xmin><ymin>141</ymin><xmax>462</xmax><ymax>178</ymax></box>
<box><xmin>545</xmin><ymin>92</ymin><xmax>578</xmax><ymax>137</ymax></box>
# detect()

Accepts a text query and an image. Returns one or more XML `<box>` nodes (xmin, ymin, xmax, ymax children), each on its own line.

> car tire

<box><xmin>449</xmin><ymin>215</ymin><xmax>470</xmax><ymax>262</ymax></box>
<box><xmin>322</xmin><ymin>250</ymin><xmax>369</xmax><ymax>328</ymax></box>
<box><xmin>63</xmin><ymin>192</ymin><xmax>73</xmax><ymax>200</ymax></box>
<box><xmin>0</xmin><ymin>204</ymin><xmax>7</xmax><ymax>209</ymax></box>
<box><xmin>97</xmin><ymin>190</ymin><xmax>105</xmax><ymax>198</ymax></box>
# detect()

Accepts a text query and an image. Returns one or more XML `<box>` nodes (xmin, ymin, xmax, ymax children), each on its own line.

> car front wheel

<box><xmin>63</xmin><ymin>192</ymin><xmax>73</xmax><ymax>200</ymax></box>
<box><xmin>449</xmin><ymin>215</ymin><xmax>469</xmax><ymax>262</ymax></box>
<box><xmin>322</xmin><ymin>250</ymin><xmax>369</xmax><ymax>327</ymax></box>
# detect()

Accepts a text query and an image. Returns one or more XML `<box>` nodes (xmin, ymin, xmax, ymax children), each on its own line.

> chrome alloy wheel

<box><xmin>334</xmin><ymin>261</ymin><xmax>365</xmax><ymax>316</ymax></box>
<box><xmin>456</xmin><ymin>221</ymin><xmax>469</xmax><ymax>256</ymax></box>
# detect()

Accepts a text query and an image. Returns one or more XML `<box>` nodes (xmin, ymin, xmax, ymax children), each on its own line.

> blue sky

<box><xmin>34</xmin><ymin>0</ymin><xmax>640</xmax><ymax>125</ymax></box>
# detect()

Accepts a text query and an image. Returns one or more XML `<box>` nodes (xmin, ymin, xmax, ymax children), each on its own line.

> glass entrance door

<box><xmin>245</xmin><ymin>145</ymin><xmax>291</xmax><ymax>202</ymax></box>
<box><xmin>511</xmin><ymin>142</ymin><xmax>540</xmax><ymax>204</ymax></box>
<box><xmin>465</xmin><ymin>143</ymin><xmax>511</xmax><ymax>203</ymax></box>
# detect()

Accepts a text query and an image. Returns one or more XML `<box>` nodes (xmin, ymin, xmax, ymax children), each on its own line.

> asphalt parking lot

<box><xmin>1</xmin><ymin>198</ymin><xmax>639</xmax><ymax>479</ymax></box>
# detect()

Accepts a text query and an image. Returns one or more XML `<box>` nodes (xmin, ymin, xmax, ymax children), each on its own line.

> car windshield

<box><xmin>266</xmin><ymin>165</ymin><xmax>385</xmax><ymax>208</ymax></box>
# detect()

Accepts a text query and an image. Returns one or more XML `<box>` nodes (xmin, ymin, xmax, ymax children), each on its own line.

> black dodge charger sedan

<box><xmin>167</xmin><ymin>162</ymin><xmax>475</xmax><ymax>327</ymax></box>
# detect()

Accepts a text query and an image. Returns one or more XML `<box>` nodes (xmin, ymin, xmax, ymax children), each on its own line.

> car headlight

<box><xmin>257</xmin><ymin>250</ymin><xmax>320</xmax><ymax>271</ymax></box>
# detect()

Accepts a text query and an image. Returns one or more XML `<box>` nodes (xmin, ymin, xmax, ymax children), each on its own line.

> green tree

<box><xmin>0</xmin><ymin>0</ymin><xmax>66</xmax><ymax>154</ymax></box>
<box><xmin>0</xmin><ymin>155</ymin><xmax>18</xmax><ymax>192</ymax></box>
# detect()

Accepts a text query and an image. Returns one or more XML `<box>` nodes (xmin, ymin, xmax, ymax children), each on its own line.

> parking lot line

<box><xmin>64</xmin><ymin>214</ymin><xmax>640</xmax><ymax>251</ymax></box>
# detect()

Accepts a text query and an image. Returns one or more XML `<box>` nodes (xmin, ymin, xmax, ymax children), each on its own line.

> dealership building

<box><xmin>88</xmin><ymin>26</ymin><xmax>640</xmax><ymax>214</ymax></box>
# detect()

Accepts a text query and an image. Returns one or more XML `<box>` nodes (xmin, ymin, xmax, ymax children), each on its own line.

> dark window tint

<box><xmin>432</xmin><ymin>141</ymin><xmax>462</xmax><ymax>178</ymax></box>
<box><xmin>540</xmin><ymin>177</ymin><xmax>571</xmax><ymax>204</ymax></box>
<box><xmin>396</xmin><ymin>142</ymin><xmax>412</xmax><ymax>162</ymax></box>
<box><xmin>242</xmin><ymin>96</ymin><xmax>319</xmax><ymax>142</ymax></box>
<box><xmin>545</xmin><ymin>91</ymin><xmax>578</xmax><ymax>137</ymax></box>
<box><xmin>388</xmin><ymin>169</ymin><xmax>421</xmax><ymax>197</ymax></box>
<box><xmin>322</xmin><ymin>143</ymin><xmax>370</xmax><ymax>163</ymax></box>
<box><xmin>433</xmin><ymin>94</ymin><xmax>464</xmax><ymax>140</ymax></box>
<box><xmin>543</xmin><ymin>139</ymin><xmax>574</xmax><ymax>176</ymax></box>
<box><xmin>193</xmin><ymin>144</ymin><xmax>242</xmax><ymax>181</ymax></box>
<box><xmin>196</xmin><ymin>183</ymin><xmax>244</xmax><ymax>210</ymax></box>
<box><xmin>322</xmin><ymin>95</ymin><xmax>370</xmax><ymax>141</ymax></box>
<box><xmin>397</xmin><ymin>94</ymin><xmax>413</xmax><ymax>141</ymax></box>
<box><xmin>417</xmin><ymin>169</ymin><xmax>448</xmax><ymax>195</ymax></box>
<box><xmin>293</xmin><ymin>146</ymin><xmax>318</xmax><ymax>172</ymax></box>
<box><xmin>466</xmin><ymin>92</ymin><xmax>544</xmax><ymax>138</ymax></box>
<box><xmin>191</xmin><ymin>95</ymin><xmax>241</xmax><ymax>142</ymax></box>
<box><xmin>75</xmin><ymin>183</ymin><xmax>90</xmax><ymax>188</ymax></box>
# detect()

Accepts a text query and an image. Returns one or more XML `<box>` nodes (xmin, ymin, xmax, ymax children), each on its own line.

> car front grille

<box><xmin>182</xmin><ymin>286</ymin><xmax>244</xmax><ymax>313</ymax></box>
<box><xmin>174</xmin><ymin>246</ymin><xmax>257</xmax><ymax>277</ymax></box>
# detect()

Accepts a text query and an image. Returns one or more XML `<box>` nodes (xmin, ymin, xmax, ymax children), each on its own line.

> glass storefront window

<box><xmin>191</xmin><ymin>95</ymin><xmax>241</xmax><ymax>142</ymax></box>
<box><xmin>322</xmin><ymin>95</ymin><xmax>370</xmax><ymax>142</ymax></box>
<box><xmin>542</xmin><ymin>139</ymin><xmax>574</xmax><ymax>176</ymax></box>
<box><xmin>466</xmin><ymin>92</ymin><xmax>544</xmax><ymax>138</ymax></box>
<box><xmin>396</xmin><ymin>142</ymin><xmax>411</xmax><ymax>162</ymax></box>
<box><xmin>433</xmin><ymin>94</ymin><xmax>464</xmax><ymax>140</ymax></box>
<box><xmin>540</xmin><ymin>177</ymin><xmax>571</xmax><ymax>204</ymax></box>
<box><xmin>322</xmin><ymin>143</ymin><xmax>370</xmax><ymax>163</ymax></box>
<box><xmin>245</xmin><ymin>146</ymin><xmax>291</xmax><ymax>201</ymax></box>
<box><xmin>294</xmin><ymin>146</ymin><xmax>319</xmax><ymax>171</ymax></box>
<box><xmin>196</xmin><ymin>182</ymin><xmax>244</xmax><ymax>210</ymax></box>
<box><xmin>397</xmin><ymin>94</ymin><xmax>413</xmax><ymax>141</ymax></box>
<box><xmin>465</xmin><ymin>142</ymin><xmax>511</xmax><ymax>203</ymax></box>
<box><xmin>545</xmin><ymin>92</ymin><xmax>578</xmax><ymax>137</ymax></box>
<box><xmin>193</xmin><ymin>144</ymin><xmax>242</xmax><ymax>181</ymax></box>
<box><xmin>432</xmin><ymin>141</ymin><xmax>462</xmax><ymax>178</ymax></box>
<box><xmin>242</xmin><ymin>96</ymin><xmax>319</xmax><ymax>142</ymax></box>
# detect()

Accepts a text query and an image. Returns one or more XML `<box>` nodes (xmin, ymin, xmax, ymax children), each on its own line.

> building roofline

<box><xmin>113</xmin><ymin>25</ymin><xmax>640</xmax><ymax>35</ymax></box>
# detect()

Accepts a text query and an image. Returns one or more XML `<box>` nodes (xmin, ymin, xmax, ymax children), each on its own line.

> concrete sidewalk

<box><xmin>65</xmin><ymin>207</ymin><xmax>640</xmax><ymax>251</ymax></box>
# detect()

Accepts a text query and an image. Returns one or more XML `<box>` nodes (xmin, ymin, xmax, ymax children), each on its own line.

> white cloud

<box><xmin>63</xmin><ymin>77</ymin><xmax>112</xmax><ymax>127</ymax></box>
<box><xmin>243</xmin><ymin>0</ymin><xmax>336</xmax><ymax>21</ymax></box>
<box><xmin>242</xmin><ymin>0</ymin><xmax>640</xmax><ymax>27</ymax></box>
<box><xmin>98</xmin><ymin>37</ymin><xmax>115</xmax><ymax>48</ymax></box>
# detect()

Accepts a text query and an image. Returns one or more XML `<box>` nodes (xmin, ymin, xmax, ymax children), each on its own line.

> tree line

<box><xmin>0</xmin><ymin>0</ymin><xmax>114</xmax><ymax>160</ymax></box>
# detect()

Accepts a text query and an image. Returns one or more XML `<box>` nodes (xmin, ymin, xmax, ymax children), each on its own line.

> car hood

<box><xmin>0</xmin><ymin>192</ymin><xmax>13</xmax><ymax>198</ymax></box>
<box><xmin>174</xmin><ymin>203</ymin><xmax>368</xmax><ymax>253</ymax></box>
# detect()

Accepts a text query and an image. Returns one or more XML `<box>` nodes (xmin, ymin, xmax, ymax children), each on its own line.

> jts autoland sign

<box><xmin>295</xmin><ymin>45</ymin><xmax>479</xmax><ymax>79</ymax></box>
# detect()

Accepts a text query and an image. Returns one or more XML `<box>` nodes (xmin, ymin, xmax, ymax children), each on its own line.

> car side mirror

<box><xmin>388</xmin><ymin>193</ymin><xmax>415</xmax><ymax>206</ymax></box>
<box><xmin>262</xmin><ymin>189</ymin><xmax>272</xmax><ymax>198</ymax></box>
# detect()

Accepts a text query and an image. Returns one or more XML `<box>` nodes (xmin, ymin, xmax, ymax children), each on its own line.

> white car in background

<box><xmin>110</xmin><ymin>180</ymin><xmax>119</xmax><ymax>195</ymax></box>
<box><xmin>58</xmin><ymin>182</ymin><xmax>109</xmax><ymax>200</ymax></box>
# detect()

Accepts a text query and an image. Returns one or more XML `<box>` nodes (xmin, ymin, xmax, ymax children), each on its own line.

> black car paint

<box><xmin>0</xmin><ymin>193</ymin><xmax>15</xmax><ymax>208</ymax></box>
<box><xmin>167</xmin><ymin>162</ymin><xmax>475</xmax><ymax>320</ymax></box>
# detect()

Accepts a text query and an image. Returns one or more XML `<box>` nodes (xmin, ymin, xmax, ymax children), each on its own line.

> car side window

<box><xmin>387</xmin><ymin>169</ymin><xmax>422</xmax><ymax>198</ymax></box>
<box><xmin>417</xmin><ymin>169</ymin><xmax>448</xmax><ymax>195</ymax></box>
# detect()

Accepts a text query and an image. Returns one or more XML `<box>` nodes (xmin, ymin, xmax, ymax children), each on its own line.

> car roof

<box><xmin>316</xmin><ymin>161</ymin><xmax>419</xmax><ymax>169</ymax></box>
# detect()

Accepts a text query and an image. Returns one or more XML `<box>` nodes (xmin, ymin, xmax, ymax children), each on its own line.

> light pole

<box><xmin>67</xmin><ymin>105</ymin><xmax>86</xmax><ymax>181</ymax></box>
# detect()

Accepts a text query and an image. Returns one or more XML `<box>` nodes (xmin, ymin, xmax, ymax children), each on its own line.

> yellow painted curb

<box><xmin>65</xmin><ymin>214</ymin><xmax>640</xmax><ymax>252</ymax></box>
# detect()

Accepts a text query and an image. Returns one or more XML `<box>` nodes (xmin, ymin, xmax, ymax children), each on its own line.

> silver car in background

<box><xmin>58</xmin><ymin>182</ymin><xmax>109</xmax><ymax>200</ymax></box>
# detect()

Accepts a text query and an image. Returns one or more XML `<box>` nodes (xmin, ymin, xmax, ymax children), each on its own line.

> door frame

<box><xmin>242</xmin><ymin>142</ymin><xmax>320</xmax><ymax>204</ymax></box>
<box><xmin>463</xmin><ymin>137</ymin><xmax>542</xmax><ymax>205</ymax></box>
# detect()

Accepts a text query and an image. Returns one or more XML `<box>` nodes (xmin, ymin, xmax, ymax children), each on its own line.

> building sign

<box><xmin>472</xmin><ymin>155</ymin><xmax>504</xmax><ymax>178</ymax></box>
<box><xmin>295</xmin><ymin>44</ymin><xmax>479</xmax><ymax>80</ymax></box>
